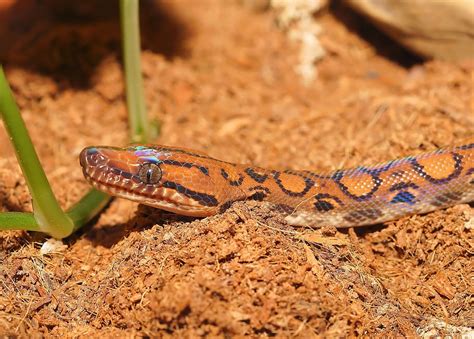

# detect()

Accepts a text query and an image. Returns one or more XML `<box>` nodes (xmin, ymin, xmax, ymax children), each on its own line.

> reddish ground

<box><xmin>0</xmin><ymin>1</ymin><xmax>472</xmax><ymax>337</ymax></box>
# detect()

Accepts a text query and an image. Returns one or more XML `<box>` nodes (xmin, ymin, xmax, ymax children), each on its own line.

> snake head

<box><xmin>79</xmin><ymin>145</ymin><xmax>220</xmax><ymax>216</ymax></box>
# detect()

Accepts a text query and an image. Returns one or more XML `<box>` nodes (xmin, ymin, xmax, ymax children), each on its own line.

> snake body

<box><xmin>80</xmin><ymin>139</ymin><xmax>473</xmax><ymax>227</ymax></box>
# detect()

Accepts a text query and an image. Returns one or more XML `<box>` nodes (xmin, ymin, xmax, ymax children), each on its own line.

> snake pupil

<box><xmin>138</xmin><ymin>163</ymin><xmax>162</xmax><ymax>184</ymax></box>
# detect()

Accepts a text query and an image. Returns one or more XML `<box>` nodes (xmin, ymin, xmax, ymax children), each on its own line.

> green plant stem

<box><xmin>0</xmin><ymin>213</ymin><xmax>41</xmax><ymax>231</ymax></box>
<box><xmin>68</xmin><ymin>189</ymin><xmax>110</xmax><ymax>232</ymax></box>
<box><xmin>0</xmin><ymin>188</ymin><xmax>110</xmax><ymax>233</ymax></box>
<box><xmin>0</xmin><ymin>66</ymin><xmax>73</xmax><ymax>238</ymax></box>
<box><xmin>120</xmin><ymin>0</ymin><xmax>149</xmax><ymax>143</ymax></box>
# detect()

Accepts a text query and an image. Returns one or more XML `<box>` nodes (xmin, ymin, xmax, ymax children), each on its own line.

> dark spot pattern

<box><xmin>221</xmin><ymin>169</ymin><xmax>244</xmax><ymax>186</ymax></box>
<box><xmin>162</xmin><ymin>159</ymin><xmax>209</xmax><ymax>176</ymax></box>
<box><xmin>273</xmin><ymin>170</ymin><xmax>314</xmax><ymax>197</ymax></box>
<box><xmin>245</xmin><ymin>168</ymin><xmax>269</xmax><ymax>183</ymax></box>
<box><xmin>248</xmin><ymin>185</ymin><xmax>271</xmax><ymax>201</ymax></box>
<box><xmin>111</xmin><ymin>167</ymin><xmax>123</xmax><ymax>176</ymax></box>
<box><xmin>332</xmin><ymin>170</ymin><xmax>383</xmax><ymax>201</ymax></box>
<box><xmin>455</xmin><ymin>143</ymin><xmax>474</xmax><ymax>150</ymax></box>
<box><xmin>411</xmin><ymin>152</ymin><xmax>462</xmax><ymax>184</ymax></box>
<box><xmin>121</xmin><ymin>171</ymin><xmax>134</xmax><ymax>179</ymax></box>
<box><xmin>390</xmin><ymin>191</ymin><xmax>416</xmax><ymax>205</ymax></box>
<box><xmin>389</xmin><ymin>182</ymin><xmax>419</xmax><ymax>191</ymax></box>
<box><xmin>162</xmin><ymin>181</ymin><xmax>218</xmax><ymax>207</ymax></box>
<box><xmin>313</xmin><ymin>193</ymin><xmax>344</xmax><ymax>212</ymax></box>
<box><xmin>314</xmin><ymin>200</ymin><xmax>334</xmax><ymax>212</ymax></box>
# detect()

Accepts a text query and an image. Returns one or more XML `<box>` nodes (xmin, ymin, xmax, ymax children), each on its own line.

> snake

<box><xmin>79</xmin><ymin>138</ymin><xmax>473</xmax><ymax>227</ymax></box>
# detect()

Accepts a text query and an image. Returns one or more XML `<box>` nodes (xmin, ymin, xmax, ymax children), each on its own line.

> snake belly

<box><xmin>80</xmin><ymin>138</ymin><xmax>474</xmax><ymax>227</ymax></box>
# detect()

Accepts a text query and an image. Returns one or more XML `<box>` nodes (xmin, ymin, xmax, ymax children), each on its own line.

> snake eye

<box><xmin>138</xmin><ymin>163</ymin><xmax>162</xmax><ymax>185</ymax></box>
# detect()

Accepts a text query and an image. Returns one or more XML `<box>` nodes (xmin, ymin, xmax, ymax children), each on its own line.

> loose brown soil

<box><xmin>0</xmin><ymin>1</ymin><xmax>473</xmax><ymax>337</ymax></box>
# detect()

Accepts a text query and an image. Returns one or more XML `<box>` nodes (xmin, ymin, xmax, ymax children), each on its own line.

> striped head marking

<box><xmin>79</xmin><ymin>145</ymin><xmax>219</xmax><ymax>216</ymax></box>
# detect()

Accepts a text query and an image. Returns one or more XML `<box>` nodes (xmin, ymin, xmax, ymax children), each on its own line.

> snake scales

<box><xmin>80</xmin><ymin>138</ymin><xmax>473</xmax><ymax>227</ymax></box>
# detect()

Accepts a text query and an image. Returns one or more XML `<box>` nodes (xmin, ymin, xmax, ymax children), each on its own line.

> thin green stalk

<box><xmin>0</xmin><ymin>66</ymin><xmax>73</xmax><ymax>238</ymax></box>
<box><xmin>68</xmin><ymin>189</ymin><xmax>110</xmax><ymax>232</ymax></box>
<box><xmin>120</xmin><ymin>0</ymin><xmax>149</xmax><ymax>143</ymax></box>
<box><xmin>0</xmin><ymin>213</ymin><xmax>41</xmax><ymax>232</ymax></box>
